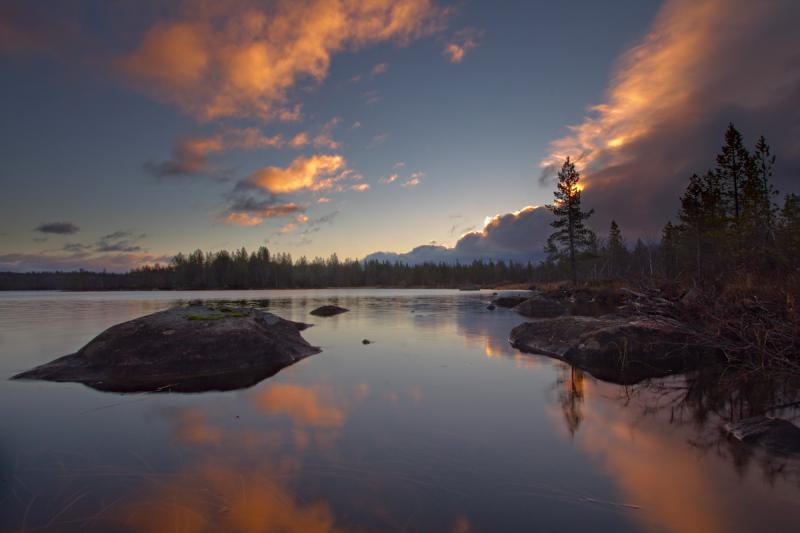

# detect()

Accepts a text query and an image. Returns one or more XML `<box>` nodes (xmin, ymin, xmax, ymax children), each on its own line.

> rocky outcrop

<box><xmin>510</xmin><ymin>315</ymin><xmax>715</xmax><ymax>384</ymax></box>
<box><xmin>724</xmin><ymin>416</ymin><xmax>800</xmax><ymax>455</ymax></box>
<box><xmin>310</xmin><ymin>305</ymin><xmax>349</xmax><ymax>317</ymax></box>
<box><xmin>491</xmin><ymin>295</ymin><xmax>529</xmax><ymax>308</ymax></box>
<box><xmin>12</xmin><ymin>306</ymin><xmax>319</xmax><ymax>393</ymax></box>
<box><xmin>513</xmin><ymin>297</ymin><xmax>566</xmax><ymax>318</ymax></box>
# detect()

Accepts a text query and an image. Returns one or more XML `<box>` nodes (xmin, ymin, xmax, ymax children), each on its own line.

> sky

<box><xmin>0</xmin><ymin>0</ymin><xmax>798</xmax><ymax>271</ymax></box>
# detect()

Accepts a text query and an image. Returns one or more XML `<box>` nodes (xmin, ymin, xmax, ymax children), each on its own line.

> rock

<box><xmin>724</xmin><ymin>416</ymin><xmax>800</xmax><ymax>455</ymax></box>
<box><xmin>513</xmin><ymin>297</ymin><xmax>566</xmax><ymax>318</ymax></box>
<box><xmin>11</xmin><ymin>306</ymin><xmax>319</xmax><ymax>393</ymax></box>
<box><xmin>310</xmin><ymin>305</ymin><xmax>349</xmax><ymax>317</ymax></box>
<box><xmin>486</xmin><ymin>304</ymin><xmax>496</xmax><ymax>311</ymax></box>
<box><xmin>510</xmin><ymin>317</ymin><xmax>620</xmax><ymax>358</ymax></box>
<box><xmin>510</xmin><ymin>315</ymin><xmax>714</xmax><ymax>384</ymax></box>
<box><xmin>565</xmin><ymin>316</ymin><xmax>714</xmax><ymax>384</ymax></box>
<box><xmin>362</xmin><ymin>339</ymin><xmax>372</xmax><ymax>345</ymax></box>
<box><xmin>491</xmin><ymin>295</ymin><xmax>529</xmax><ymax>308</ymax></box>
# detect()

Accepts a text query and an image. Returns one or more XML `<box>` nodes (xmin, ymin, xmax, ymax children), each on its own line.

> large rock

<box><xmin>510</xmin><ymin>315</ymin><xmax>714</xmax><ymax>384</ymax></box>
<box><xmin>510</xmin><ymin>317</ymin><xmax>620</xmax><ymax>358</ymax></box>
<box><xmin>310</xmin><ymin>305</ymin><xmax>349</xmax><ymax>317</ymax></box>
<box><xmin>724</xmin><ymin>416</ymin><xmax>800</xmax><ymax>455</ymax></box>
<box><xmin>491</xmin><ymin>295</ymin><xmax>529</xmax><ymax>308</ymax></box>
<box><xmin>513</xmin><ymin>297</ymin><xmax>566</xmax><ymax>318</ymax></box>
<box><xmin>12</xmin><ymin>306</ymin><xmax>319</xmax><ymax>393</ymax></box>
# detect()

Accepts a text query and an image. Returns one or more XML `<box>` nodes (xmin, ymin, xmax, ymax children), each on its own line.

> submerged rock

<box><xmin>486</xmin><ymin>304</ymin><xmax>496</xmax><ymax>311</ymax></box>
<box><xmin>510</xmin><ymin>315</ymin><xmax>714</xmax><ymax>384</ymax></box>
<box><xmin>12</xmin><ymin>306</ymin><xmax>319</xmax><ymax>393</ymax></box>
<box><xmin>491</xmin><ymin>295</ymin><xmax>529</xmax><ymax>308</ymax></box>
<box><xmin>724</xmin><ymin>416</ymin><xmax>800</xmax><ymax>455</ymax></box>
<box><xmin>512</xmin><ymin>297</ymin><xmax>566</xmax><ymax>318</ymax></box>
<box><xmin>310</xmin><ymin>305</ymin><xmax>349</xmax><ymax>317</ymax></box>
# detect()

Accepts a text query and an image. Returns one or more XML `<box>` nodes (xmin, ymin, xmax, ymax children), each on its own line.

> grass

<box><xmin>185</xmin><ymin>310</ymin><xmax>247</xmax><ymax>321</ymax></box>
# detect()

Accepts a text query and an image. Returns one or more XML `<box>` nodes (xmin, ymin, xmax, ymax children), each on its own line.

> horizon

<box><xmin>2</xmin><ymin>0</ymin><xmax>799</xmax><ymax>273</ymax></box>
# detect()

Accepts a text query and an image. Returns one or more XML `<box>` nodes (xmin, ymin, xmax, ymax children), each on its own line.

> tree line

<box><xmin>1</xmin><ymin>123</ymin><xmax>796</xmax><ymax>292</ymax></box>
<box><xmin>0</xmin><ymin>251</ymin><xmax>537</xmax><ymax>290</ymax></box>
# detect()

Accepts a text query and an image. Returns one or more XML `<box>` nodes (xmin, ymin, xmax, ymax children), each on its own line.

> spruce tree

<box><xmin>545</xmin><ymin>158</ymin><xmax>595</xmax><ymax>285</ymax></box>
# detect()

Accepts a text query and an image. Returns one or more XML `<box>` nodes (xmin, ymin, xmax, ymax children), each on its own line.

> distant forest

<box><xmin>1</xmin><ymin>124</ymin><xmax>798</xmax><ymax>292</ymax></box>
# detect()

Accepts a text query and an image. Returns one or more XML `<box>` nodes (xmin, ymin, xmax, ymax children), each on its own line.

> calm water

<box><xmin>1</xmin><ymin>289</ymin><xmax>798</xmax><ymax>532</ymax></box>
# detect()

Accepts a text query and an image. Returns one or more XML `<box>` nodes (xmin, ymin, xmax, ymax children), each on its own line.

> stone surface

<box><xmin>12</xmin><ymin>306</ymin><xmax>319</xmax><ymax>393</ymax></box>
<box><xmin>513</xmin><ymin>297</ymin><xmax>566</xmax><ymax>318</ymax></box>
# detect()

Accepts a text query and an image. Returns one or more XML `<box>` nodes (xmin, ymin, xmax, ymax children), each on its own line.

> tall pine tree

<box><xmin>545</xmin><ymin>158</ymin><xmax>595</xmax><ymax>285</ymax></box>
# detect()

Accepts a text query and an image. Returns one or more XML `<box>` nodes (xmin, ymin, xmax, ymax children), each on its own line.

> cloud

<box><xmin>289</xmin><ymin>132</ymin><xmax>309</xmax><ymax>148</ymax></box>
<box><xmin>401</xmin><ymin>171</ymin><xmax>424</xmax><ymax>187</ymax></box>
<box><xmin>365</xmin><ymin>206</ymin><xmax>553</xmax><ymax>264</ymax></box>
<box><xmin>368</xmin><ymin>132</ymin><xmax>389</xmax><ymax>148</ymax></box>
<box><xmin>539</xmin><ymin>0</ymin><xmax>800</xmax><ymax>235</ymax></box>
<box><xmin>350</xmin><ymin>183</ymin><xmax>370</xmax><ymax>192</ymax></box>
<box><xmin>96</xmin><ymin>230</ymin><xmax>146</xmax><ymax>252</ymax></box>
<box><xmin>443</xmin><ymin>27</ymin><xmax>482</xmax><ymax>63</ymax></box>
<box><xmin>317</xmin><ymin>196</ymin><xmax>332</xmax><ymax>203</ymax></box>
<box><xmin>146</xmin><ymin>127</ymin><xmax>284</xmax><ymax>177</ymax></box>
<box><xmin>380</xmin><ymin>173</ymin><xmax>399</xmax><ymax>184</ymax></box>
<box><xmin>35</xmin><ymin>221</ymin><xmax>79</xmax><ymax>235</ymax></box>
<box><xmin>371</xmin><ymin>62</ymin><xmax>389</xmax><ymax>76</ymax></box>
<box><xmin>312</xmin><ymin>117</ymin><xmax>341</xmax><ymax>149</ymax></box>
<box><xmin>222</xmin><ymin>196</ymin><xmax>305</xmax><ymax>227</ymax></box>
<box><xmin>239</xmin><ymin>154</ymin><xmax>346</xmax><ymax>195</ymax></box>
<box><xmin>116</xmin><ymin>0</ymin><xmax>448</xmax><ymax>121</ymax></box>
<box><xmin>363</xmin><ymin>89</ymin><xmax>381</xmax><ymax>105</ymax></box>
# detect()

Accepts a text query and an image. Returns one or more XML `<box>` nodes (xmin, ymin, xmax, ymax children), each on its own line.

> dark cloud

<box><xmin>35</xmin><ymin>221</ymin><xmax>79</xmax><ymax>234</ymax></box>
<box><xmin>301</xmin><ymin>211</ymin><xmax>340</xmax><ymax>235</ymax></box>
<box><xmin>95</xmin><ymin>231</ymin><xmax>146</xmax><ymax>252</ymax></box>
<box><xmin>222</xmin><ymin>194</ymin><xmax>305</xmax><ymax>226</ymax></box>
<box><xmin>540</xmin><ymin>0</ymin><xmax>800</xmax><ymax>237</ymax></box>
<box><xmin>365</xmin><ymin>206</ymin><xmax>552</xmax><ymax>265</ymax></box>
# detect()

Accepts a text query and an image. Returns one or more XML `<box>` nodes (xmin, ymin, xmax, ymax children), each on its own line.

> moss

<box><xmin>185</xmin><ymin>311</ymin><xmax>247</xmax><ymax>321</ymax></box>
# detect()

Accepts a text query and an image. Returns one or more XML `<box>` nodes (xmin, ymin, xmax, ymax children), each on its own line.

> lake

<box><xmin>1</xmin><ymin>289</ymin><xmax>799</xmax><ymax>532</ymax></box>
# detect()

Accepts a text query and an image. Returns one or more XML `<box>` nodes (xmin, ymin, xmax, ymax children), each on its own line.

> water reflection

<box><xmin>547</xmin><ymin>366</ymin><xmax>800</xmax><ymax>533</ymax></box>
<box><xmin>1</xmin><ymin>290</ymin><xmax>799</xmax><ymax>532</ymax></box>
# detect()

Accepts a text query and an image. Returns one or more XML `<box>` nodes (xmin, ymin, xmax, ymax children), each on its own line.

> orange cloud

<box><xmin>350</xmin><ymin>183</ymin><xmax>370</xmax><ymax>192</ymax></box>
<box><xmin>255</xmin><ymin>384</ymin><xmax>346</xmax><ymax>427</ymax></box>
<box><xmin>117</xmin><ymin>0</ymin><xmax>448</xmax><ymax>121</ymax></box>
<box><xmin>443</xmin><ymin>27</ymin><xmax>481</xmax><ymax>63</ymax></box>
<box><xmin>245</xmin><ymin>154</ymin><xmax>346</xmax><ymax>194</ymax></box>
<box><xmin>222</xmin><ymin>201</ymin><xmax>304</xmax><ymax>227</ymax></box>
<box><xmin>290</xmin><ymin>132</ymin><xmax>309</xmax><ymax>148</ymax></box>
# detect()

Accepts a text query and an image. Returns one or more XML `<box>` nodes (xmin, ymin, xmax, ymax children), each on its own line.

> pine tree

<box><xmin>606</xmin><ymin>220</ymin><xmax>627</xmax><ymax>278</ymax></box>
<box><xmin>660</xmin><ymin>222</ymin><xmax>679</xmax><ymax>281</ymax></box>
<box><xmin>748</xmin><ymin>135</ymin><xmax>779</xmax><ymax>245</ymax></box>
<box><xmin>677</xmin><ymin>171</ymin><xmax>726</xmax><ymax>281</ymax></box>
<box><xmin>778</xmin><ymin>193</ymin><xmax>800</xmax><ymax>269</ymax></box>
<box><xmin>545</xmin><ymin>158</ymin><xmax>595</xmax><ymax>285</ymax></box>
<box><xmin>716</xmin><ymin>123</ymin><xmax>751</xmax><ymax>227</ymax></box>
